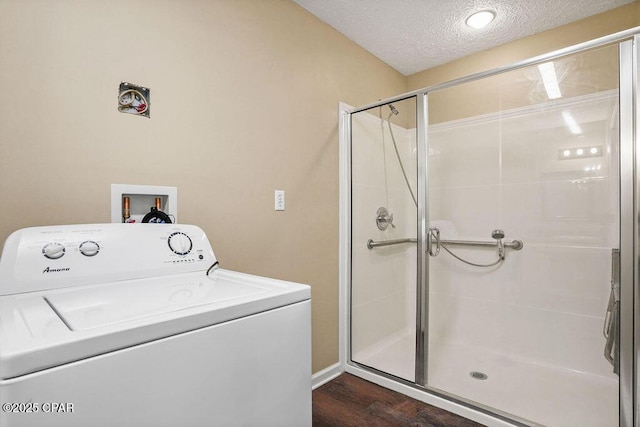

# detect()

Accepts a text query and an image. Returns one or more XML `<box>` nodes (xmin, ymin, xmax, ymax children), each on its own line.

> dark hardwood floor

<box><xmin>312</xmin><ymin>373</ymin><xmax>485</xmax><ymax>427</ymax></box>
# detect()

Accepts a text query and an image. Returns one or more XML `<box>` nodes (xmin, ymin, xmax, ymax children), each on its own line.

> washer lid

<box><xmin>44</xmin><ymin>272</ymin><xmax>269</xmax><ymax>331</ymax></box>
<box><xmin>0</xmin><ymin>269</ymin><xmax>310</xmax><ymax>379</ymax></box>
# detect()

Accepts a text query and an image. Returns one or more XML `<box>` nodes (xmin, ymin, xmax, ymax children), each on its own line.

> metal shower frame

<box><xmin>340</xmin><ymin>26</ymin><xmax>640</xmax><ymax>427</ymax></box>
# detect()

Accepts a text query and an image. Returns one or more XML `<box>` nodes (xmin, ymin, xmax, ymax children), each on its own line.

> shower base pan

<box><xmin>353</xmin><ymin>331</ymin><xmax>617</xmax><ymax>427</ymax></box>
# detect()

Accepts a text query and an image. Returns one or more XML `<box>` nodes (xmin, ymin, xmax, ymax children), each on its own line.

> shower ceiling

<box><xmin>291</xmin><ymin>0</ymin><xmax>636</xmax><ymax>75</ymax></box>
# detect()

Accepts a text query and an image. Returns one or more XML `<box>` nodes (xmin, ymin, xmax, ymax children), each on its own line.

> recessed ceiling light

<box><xmin>466</xmin><ymin>10</ymin><xmax>495</xmax><ymax>29</ymax></box>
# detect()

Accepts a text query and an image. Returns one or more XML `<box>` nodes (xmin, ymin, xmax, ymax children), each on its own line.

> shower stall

<box><xmin>341</xmin><ymin>30</ymin><xmax>639</xmax><ymax>427</ymax></box>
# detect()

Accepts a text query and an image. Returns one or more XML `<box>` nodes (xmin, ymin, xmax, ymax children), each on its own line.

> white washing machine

<box><xmin>0</xmin><ymin>224</ymin><xmax>311</xmax><ymax>427</ymax></box>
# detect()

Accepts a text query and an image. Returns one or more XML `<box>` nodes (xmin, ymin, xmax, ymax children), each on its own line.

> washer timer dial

<box><xmin>168</xmin><ymin>232</ymin><xmax>193</xmax><ymax>255</ymax></box>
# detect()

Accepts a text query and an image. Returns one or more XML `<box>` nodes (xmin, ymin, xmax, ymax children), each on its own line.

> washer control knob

<box><xmin>168</xmin><ymin>232</ymin><xmax>193</xmax><ymax>255</ymax></box>
<box><xmin>79</xmin><ymin>240</ymin><xmax>100</xmax><ymax>257</ymax></box>
<box><xmin>43</xmin><ymin>243</ymin><xmax>65</xmax><ymax>260</ymax></box>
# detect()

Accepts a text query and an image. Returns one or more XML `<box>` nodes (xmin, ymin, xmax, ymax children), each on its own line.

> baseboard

<box><xmin>311</xmin><ymin>362</ymin><xmax>342</xmax><ymax>390</ymax></box>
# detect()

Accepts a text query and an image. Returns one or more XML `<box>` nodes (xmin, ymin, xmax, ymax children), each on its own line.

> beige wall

<box><xmin>0</xmin><ymin>0</ymin><xmax>406</xmax><ymax>374</ymax></box>
<box><xmin>408</xmin><ymin>1</ymin><xmax>640</xmax><ymax>91</ymax></box>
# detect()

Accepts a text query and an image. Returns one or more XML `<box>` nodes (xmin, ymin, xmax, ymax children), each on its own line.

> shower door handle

<box><xmin>603</xmin><ymin>249</ymin><xmax>620</xmax><ymax>375</ymax></box>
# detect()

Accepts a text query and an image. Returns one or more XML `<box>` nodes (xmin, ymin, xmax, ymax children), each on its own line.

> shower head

<box><xmin>388</xmin><ymin>104</ymin><xmax>399</xmax><ymax>115</ymax></box>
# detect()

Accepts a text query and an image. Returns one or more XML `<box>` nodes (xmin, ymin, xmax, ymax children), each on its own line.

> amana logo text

<box><xmin>42</xmin><ymin>267</ymin><xmax>70</xmax><ymax>274</ymax></box>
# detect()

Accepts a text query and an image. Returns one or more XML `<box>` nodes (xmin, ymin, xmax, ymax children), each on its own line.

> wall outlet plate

<box><xmin>275</xmin><ymin>190</ymin><xmax>285</xmax><ymax>211</ymax></box>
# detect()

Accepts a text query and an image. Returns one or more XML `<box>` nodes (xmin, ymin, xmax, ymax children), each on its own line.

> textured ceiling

<box><xmin>292</xmin><ymin>0</ymin><xmax>636</xmax><ymax>75</ymax></box>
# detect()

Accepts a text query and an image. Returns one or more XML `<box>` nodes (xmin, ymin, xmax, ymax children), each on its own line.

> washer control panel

<box><xmin>0</xmin><ymin>224</ymin><xmax>216</xmax><ymax>296</ymax></box>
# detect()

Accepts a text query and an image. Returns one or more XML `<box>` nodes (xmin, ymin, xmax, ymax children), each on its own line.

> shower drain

<box><xmin>469</xmin><ymin>371</ymin><xmax>488</xmax><ymax>380</ymax></box>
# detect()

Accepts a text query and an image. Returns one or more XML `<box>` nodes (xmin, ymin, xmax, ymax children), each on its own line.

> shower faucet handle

<box><xmin>376</xmin><ymin>207</ymin><xmax>395</xmax><ymax>230</ymax></box>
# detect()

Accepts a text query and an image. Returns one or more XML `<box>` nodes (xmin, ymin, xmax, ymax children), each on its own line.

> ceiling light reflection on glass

<box><xmin>562</xmin><ymin>111</ymin><xmax>582</xmax><ymax>134</ymax></box>
<box><xmin>466</xmin><ymin>10</ymin><xmax>496</xmax><ymax>29</ymax></box>
<box><xmin>558</xmin><ymin>146</ymin><xmax>603</xmax><ymax>160</ymax></box>
<box><xmin>538</xmin><ymin>62</ymin><xmax>562</xmax><ymax>99</ymax></box>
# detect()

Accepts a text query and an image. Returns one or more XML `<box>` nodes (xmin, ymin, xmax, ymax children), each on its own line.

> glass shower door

<box><xmin>350</xmin><ymin>97</ymin><xmax>418</xmax><ymax>382</ymax></box>
<box><xmin>425</xmin><ymin>44</ymin><xmax>621</xmax><ymax>426</ymax></box>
